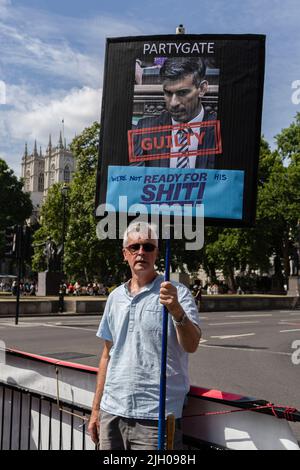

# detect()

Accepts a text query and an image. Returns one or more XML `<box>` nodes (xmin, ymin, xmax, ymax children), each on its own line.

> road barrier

<box><xmin>0</xmin><ymin>348</ymin><xmax>299</xmax><ymax>450</ymax></box>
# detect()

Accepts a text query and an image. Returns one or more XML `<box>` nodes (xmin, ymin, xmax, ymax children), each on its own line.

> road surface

<box><xmin>1</xmin><ymin>308</ymin><xmax>299</xmax><ymax>440</ymax></box>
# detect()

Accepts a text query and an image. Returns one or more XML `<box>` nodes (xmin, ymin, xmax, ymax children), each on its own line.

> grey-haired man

<box><xmin>88</xmin><ymin>222</ymin><xmax>201</xmax><ymax>450</ymax></box>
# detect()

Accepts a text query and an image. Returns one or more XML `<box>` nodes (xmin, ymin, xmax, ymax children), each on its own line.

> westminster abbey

<box><xmin>21</xmin><ymin>133</ymin><xmax>75</xmax><ymax>220</ymax></box>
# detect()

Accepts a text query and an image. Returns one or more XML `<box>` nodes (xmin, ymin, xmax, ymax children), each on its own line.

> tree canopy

<box><xmin>31</xmin><ymin>114</ymin><xmax>300</xmax><ymax>290</ymax></box>
<box><xmin>32</xmin><ymin>122</ymin><xmax>130</xmax><ymax>284</ymax></box>
<box><xmin>0</xmin><ymin>158</ymin><xmax>33</xmax><ymax>259</ymax></box>
<box><xmin>0</xmin><ymin>158</ymin><xmax>33</xmax><ymax>229</ymax></box>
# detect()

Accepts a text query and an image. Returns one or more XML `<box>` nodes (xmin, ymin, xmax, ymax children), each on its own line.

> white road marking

<box><xmin>226</xmin><ymin>314</ymin><xmax>272</xmax><ymax>318</ymax></box>
<box><xmin>199</xmin><ymin>344</ymin><xmax>292</xmax><ymax>356</ymax></box>
<box><xmin>279</xmin><ymin>319</ymin><xmax>300</xmax><ymax>322</ymax></box>
<box><xmin>46</xmin><ymin>324</ymin><xmax>96</xmax><ymax>332</ymax></box>
<box><xmin>210</xmin><ymin>333</ymin><xmax>256</xmax><ymax>340</ymax></box>
<box><xmin>279</xmin><ymin>310</ymin><xmax>295</xmax><ymax>313</ymax></box>
<box><xmin>289</xmin><ymin>312</ymin><xmax>300</xmax><ymax>315</ymax></box>
<box><xmin>0</xmin><ymin>321</ymin><xmax>96</xmax><ymax>332</ymax></box>
<box><xmin>279</xmin><ymin>329</ymin><xmax>300</xmax><ymax>333</ymax></box>
<box><xmin>208</xmin><ymin>321</ymin><xmax>260</xmax><ymax>326</ymax></box>
<box><xmin>0</xmin><ymin>322</ymin><xmax>45</xmax><ymax>328</ymax></box>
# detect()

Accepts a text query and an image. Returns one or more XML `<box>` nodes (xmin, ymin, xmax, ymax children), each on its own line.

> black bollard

<box><xmin>58</xmin><ymin>285</ymin><xmax>64</xmax><ymax>313</ymax></box>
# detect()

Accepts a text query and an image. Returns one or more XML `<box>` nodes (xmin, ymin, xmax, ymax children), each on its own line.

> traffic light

<box><xmin>3</xmin><ymin>225</ymin><xmax>32</xmax><ymax>259</ymax></box>
<box><xmin>4</xmin><ymin>226</ymin><xmax>17</xmax><ymax>258</ymax></box>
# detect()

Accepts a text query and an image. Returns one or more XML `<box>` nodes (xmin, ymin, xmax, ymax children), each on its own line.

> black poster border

<box><xmin>95</xmin><ymin>34</ymin><xmax>265</xmax><ymax>228</ymax></box>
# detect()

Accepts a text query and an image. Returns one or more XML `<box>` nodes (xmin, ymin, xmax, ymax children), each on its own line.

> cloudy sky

<box><xmin>0</xmin><ymin>0</ymin><xmax>299</xmax><ymax>175</ymax></box>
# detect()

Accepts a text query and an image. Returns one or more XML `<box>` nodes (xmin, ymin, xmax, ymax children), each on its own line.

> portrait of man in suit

<box><xmin>132</xmin><ymin>57</ymin><xmax>218</xmax><ymax>169</ymax></box>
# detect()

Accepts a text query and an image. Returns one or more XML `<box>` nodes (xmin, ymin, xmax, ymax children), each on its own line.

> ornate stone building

<box><xmin>21</xmin><ymin>133</ymin><xmax>75</xmax><ymax>219</ymax></box>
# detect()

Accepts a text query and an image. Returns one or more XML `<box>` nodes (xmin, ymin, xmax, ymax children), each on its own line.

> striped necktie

<box><xmin>176</xmin><ymin>128</ymin><xmax>191</xmax><ymax>168</ymax></box>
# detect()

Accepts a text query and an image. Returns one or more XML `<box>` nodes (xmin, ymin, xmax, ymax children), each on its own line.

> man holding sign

<box><xmin>88</xmin><ymin>221</ymin><xmax>201</xmax><ymax>450</ymax></box>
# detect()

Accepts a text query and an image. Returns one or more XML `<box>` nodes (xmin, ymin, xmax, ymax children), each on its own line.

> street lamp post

<box><xmin>61</xmin><ymin>183</ymin><xmax>69</xmax><ymax>272</ymax></box>
<box><xmin>58</xmin><ymin>183</ymin><xmax>69</xmax><ymax>313</ymax></box>
<box><xmin>288</xmin><ymin>220</ymin><xmax>300</xmax><ymax>297</ymax></box>
<box><xmin>296</xmin><ymin>220</ymin><xmax>300</xmax><ymax>276</ymax></box>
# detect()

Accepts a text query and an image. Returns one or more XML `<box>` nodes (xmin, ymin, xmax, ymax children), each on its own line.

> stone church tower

<box><xmin>21</xmin><ymin>133</ymin><xmax>75</xmax><ymax>219</ymax></box>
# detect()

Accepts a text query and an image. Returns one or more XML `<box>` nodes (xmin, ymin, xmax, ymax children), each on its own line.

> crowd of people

<box><xmin>0</xmin><ymin>279</ymin><xmax>110</xmax><ymax>296</ymax></box>
<box><xmin>1</xmin><ymin>278</ymin><xmax>245</xmax><ymax>298</ymax></box>
<box><xmin>61</xmin><ymin>281</ymin><xmax>109</xmax><ymax>296</ymax></box>
<box><xmin>0</xmin><ymin>280</ymin><xmax>37</xmax><ymax>296</ymax></box>
<box><xmin>191</xmin><ymin>281</ymin><xmax>244</xmax><ymax>297</ymax></box>
<box><xmin>206</xmin><ymin>283</ymin><xmax>220</xmax><ymax>295</ymax></box>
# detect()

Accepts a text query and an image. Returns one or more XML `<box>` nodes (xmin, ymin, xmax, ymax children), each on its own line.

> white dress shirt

<box><xmin>170</xmin><ymin>107</ymin><xmax>205</xmax><ymax>169</ymax></box>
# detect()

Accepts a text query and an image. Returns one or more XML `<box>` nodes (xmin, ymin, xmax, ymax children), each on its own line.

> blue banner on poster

<box><xmin>106</xmin><ymin>166</ymin><xmax>244</xmax><ymax>219</ymax></box>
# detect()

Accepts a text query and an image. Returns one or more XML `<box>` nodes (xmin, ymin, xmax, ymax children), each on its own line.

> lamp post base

<box><xmin>37</xmin><ymin>271</ymin><xmax>64</xmax><ymax>296</ymax></box>
<box><xmin>287</xmin><ymin>275</ymin><xmax>300</xmax><ymax>297</ymax></box>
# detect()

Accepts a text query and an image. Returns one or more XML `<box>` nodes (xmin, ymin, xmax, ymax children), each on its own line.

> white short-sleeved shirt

<box><xmin>97</xmin><ymin>275</ymin><xmax>200</xmax><ymax>419</ymax></box>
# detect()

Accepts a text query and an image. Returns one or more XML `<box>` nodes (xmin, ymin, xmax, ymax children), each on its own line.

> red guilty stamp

<box><xmin>128</xmin><ymin>120</ymin><xmax>222</xmax><ymax>163</ymax></box>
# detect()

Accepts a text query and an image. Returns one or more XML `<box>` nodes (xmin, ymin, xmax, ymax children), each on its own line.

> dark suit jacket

<box><xmin>133</xmin><ymin>109</ymin><xmax>217</xmax><ymax>169</ymax></box>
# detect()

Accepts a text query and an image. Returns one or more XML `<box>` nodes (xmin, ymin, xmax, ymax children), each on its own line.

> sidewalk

<box><xmin>0</xmin><ymin>294</ymin><xmax>107</xmax><ymax>301</ymax></box>
<box><xmin>0</xmin><ymin>293</ymin><xmax>298</xmax><ymax>317</ymax></box>
<box><xmin>0</xmin><ymin>295</ymin><xmax>107</xmax><ymax>316</ymax></box>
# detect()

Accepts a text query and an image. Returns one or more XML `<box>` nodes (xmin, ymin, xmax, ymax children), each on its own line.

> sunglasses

<box><xmin>125</xmin><ymin>243</ymin><xmax>157</xmax><ymax>254</ymax></box>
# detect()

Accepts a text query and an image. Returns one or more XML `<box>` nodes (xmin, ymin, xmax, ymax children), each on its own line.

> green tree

<box><xmin>0</xmin><ymin>158</ymin><xmax>33</xmax><ymax>229</ymax></box>
<box><xmin>276</xmin><ymin>112</ymin><xmax>300</xmax><ymax>164</ymax></box>
<box><xmin>32</xmin><ymin>183</ymin><xmax>69</xmax><ymax>272</ymax></box>
<box><xmin>32</xmin><ymin>115</ymin><xmax>300</xmax><ymax>290</ymax></box>
<box><xmin>31</xmin><ymin>122</ymin><xmax>129</xmax><ymax>283</ymax></box>
<box><xmin>66</xmin><ymin>122</ymin><xmax>129</xmax><ymax>283</ymax></box>
<box><xmin>197</xmin><ymin>138</ymin><xmax>275</xmax><ymax>290</ymax></box>
<box><xmin>0</xmin><ymin>158</ymin><xmax>33</xmax><ymax>257</ymax></box>
<box><xmin>258</xmin><ymin>114</ymin><xmax>300</xmax><ymax>280</ymax></box>
<box><xmin>202</xmin><ymin>125</ymin><xmax>300</xmax><ymax>291</ymax></box>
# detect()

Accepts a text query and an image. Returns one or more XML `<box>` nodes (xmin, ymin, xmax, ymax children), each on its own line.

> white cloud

<box><xmin>5</xmin><ymin>84</ymin><xmax>102</xmax><ymax>146</ymax></box>
<box><xmin>0</xmin><ymin>85</ymin><xmax>102</xmax><ymax>176</ymax></box>
<box><xmin>0</xmin><ymin>22</ymin><xmax>101</xmax><ymax>87</ymax></box>
<box><xmin>0</xmin><ymin>1</ymin><xmax>148</xmax><ymax>89</ymax></box>
<box><xmin>0</xmin><ymin>0</ymin><xmax>146</xmax><ymax>176</ymax></box>
<box><xmin>0</xmin><ymin>0</ymin><xmax>10</xmax><ymax>14</ymax></box>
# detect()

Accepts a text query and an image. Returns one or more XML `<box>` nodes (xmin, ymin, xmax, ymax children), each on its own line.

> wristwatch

<box><xmin>173</xmin><ymin>312</ymin><xmax>188</xmax><ymax>327</ymax></box>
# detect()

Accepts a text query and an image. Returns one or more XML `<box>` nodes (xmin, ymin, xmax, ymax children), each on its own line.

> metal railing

<box><xmin>0</xmin><ymin>380</ymin><xmax>226</xmax><ymax>451</ymax></box>
<box><xmin>0</xmin><ymin>381</ymin><xmax>92</xmax><ymax>450</ymax></box>
<box><xmin>2</xmin><ymin>349</ymin><xmax>298</xmax><ymax>450</ymax></box>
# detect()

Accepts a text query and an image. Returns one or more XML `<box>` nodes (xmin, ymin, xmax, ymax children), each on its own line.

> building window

<box><xmin>50</xmin><ymin>164</ymin><xmax>55</xmax><ymax>186</ymax></box>
<box><xmin>25</xmin><ymin>170</ymin><xmax>30</xmax><ymax>192</ymax></box>
<box><xmin>64</xmin><ymin>165</ymin><xmax>70</xmax><ymax>183</ymax></box>
<box><xmin>38</xmin><ymin>173</ymin><xmax>44</xmax><ymax>192</ymax></box>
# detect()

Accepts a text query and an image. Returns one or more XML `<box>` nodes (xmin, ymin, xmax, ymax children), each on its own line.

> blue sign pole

<box><xmin>158</xmin><ymin>239</ymin><xmax>171</xmax><ymax>450</ymax></box>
